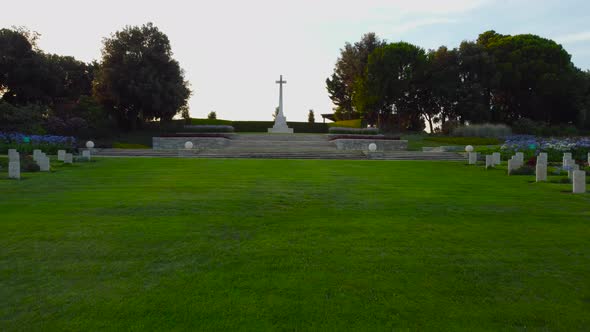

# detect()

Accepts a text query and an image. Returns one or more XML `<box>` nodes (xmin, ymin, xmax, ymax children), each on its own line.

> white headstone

<box><xmin>268</xmin><ymin>75</ymin><xmax>294</xmax><ymax>134</ymax></box>
<box><xmin>8</xmin><ymin>149</ymin><xmax>19</xmax><ymax>162</ymax></box>
<box><xmin>573</xmin><ymin>170</ymin><xmax>586</xmax><ymax>194</ymax></box>
<box><xmin>507</xmin><ymin>159</ymin><xmax>517</xmax><ymax>175</ymax></box>
<box><xmin>57</xmin><ymin>150</ymin><xmax>66</xmax><ymax>161</ymax></box>
<box><xmin>587</xmin><ymin>152</ymin><xmax>590</xmax><ymax>164</ymax></box>
<box><xmin>33</xmin><ymin>149</ymin><xmax>42</xmax><ymax>162</ymax></box>
<box><xmin>537</xmin><ymin>152</ymin><xmax>548</xmax><ymax>164</ymax></box>
<box><xmin>515</xmin><ymin>152</ymin><xmax>524</xmax><ymax>164</ymax></box>
<box><xmin>563</xmin><ymin>153</ymin><xmax>573</xmax><ymax>167</ymax></box>
<box><xmin>485</xmin><ymin>155</ymin><xmax>494</xmax><ymax>169</ymax></box>
<box><xmin>8</xmin><ymin>161</ymin><xmax>20</xmax><ymax>179</ymax></box>
<box><xmin>39</xmin><ymin>156</ymin><xmax>50</xmax><ymax>172</ymax></box>
<box><xmin>82</xmin><ymin>150</ymin><xmax>91</xmax><ymax>160</ymax></box>
<box><xmin>64</xmin><ymin>153</ymin><xmax>73</xmax><ymax>164</ymax></box>
<box><xmin>568</xmin><ymin>164</ymin><xmax>580</xmax><ymax>179</ymax></box>
<box><xmin>492</xmin><ymin>152</ymin><xmax>501</xmax><ymax>165</ymax></box>
<box><xmin>536</xmin><ymin>163</ymin><xmax>547</xmax><ymax>182</ymax></box>
<box><xmin>468</xmin><ymin>152</ymin><xmax>478</xmax><ymax>165</ymax></box>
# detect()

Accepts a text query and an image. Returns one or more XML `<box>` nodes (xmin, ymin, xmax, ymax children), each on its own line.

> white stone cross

<box><xmin>268</xmin><ymin>74</ymin><xmax>293</xmax><ymax>133</ymax></box>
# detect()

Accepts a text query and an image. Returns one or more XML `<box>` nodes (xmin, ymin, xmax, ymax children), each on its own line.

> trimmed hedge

<box><xmin>328</xmin><ymin>119</ymin><xmax>362</xmax><ymax>128</ymax></box>
<box><xmin>425</xmin><ymin>136</ymin><xmax>502</xmax><ymax>145</ymax></box>
<box><xmin>190</xmin><ymin>118</ymin><xmax>233</xmax><ymax>126</ymax></box>
<box><xmin>183</xmin><ymin>125</ymin><xmax>235</xmax><ymax>133</ymax></box>
<box><xmin>328</xmin><ymin>127</ymin><xmax>380</xmax><ymax>135</ymax></box>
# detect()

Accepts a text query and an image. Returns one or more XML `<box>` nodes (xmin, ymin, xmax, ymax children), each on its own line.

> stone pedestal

<box><xmin>515</xmin><ymin>152</ymin><xmax>524</xmax><ymax>164</ymax></box>
<box><xmin>573</xmin><ymin>171</ymin><xmax>586</xmax><ymax>194</ymax></box>
<box><xmin>8</xmin><ymin>161</ymin><xmax>20</xmax><ymax>179</ymax></box>
<box><xmin>64</xmin><ymin>153</ymin><xmax>73</xmax><ymax>164</ymax></box>
<box><xmin>268</xmin><ymin>114</ymin><xmax>294</xmax><ymax>134</ymax></box>
<box><xmin>468</xmin><ymin>152</ymin><xmax>477</xmax><ymax>165</ymax></box>
<box><xmin>563</xmin><ymin>153</ymin><xmax>573</xmax><ymax>167</ymax></box>
<box><xmin>58</xmin><ymin>150</ymin><xmax>66</xmax><ymax>161</ymax></box>
<box><xmin>492</xmin><ymin>152</ymin><xmax>501</xmax><ymax>165</ymax></box>
<box><xmin>536</xmin><ymin>163</ymin><xmax>547</xmax><ymax>182</ymax></box>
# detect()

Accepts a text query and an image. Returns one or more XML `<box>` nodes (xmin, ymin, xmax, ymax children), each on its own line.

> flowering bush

<box><xmin>500</xmin><ymin>136</ymin><xmax>590</xmax><ymax>162</ymax></box>
<box><xmin>0</xmin><ymin>132</ymin><xmax>76</xmax><ymax>154</ymax></box>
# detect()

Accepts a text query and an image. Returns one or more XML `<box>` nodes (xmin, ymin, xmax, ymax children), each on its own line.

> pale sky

<box><xmin>2</xmin><ymin>0</ymin><xmax>589</xmax><ymax>122</ymax></box>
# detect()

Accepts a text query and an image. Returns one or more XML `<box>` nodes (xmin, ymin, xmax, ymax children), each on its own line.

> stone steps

<box><xmin>92</xmin><ymin>148</ymin><xmax>464</xmax><ymax>161</ymax></box>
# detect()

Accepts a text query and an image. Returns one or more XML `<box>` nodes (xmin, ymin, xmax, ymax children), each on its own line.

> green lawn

<box><xmin>1</xmin><ymin>158</ymin><xmax>589</xmax><ymax>331</ymax></box>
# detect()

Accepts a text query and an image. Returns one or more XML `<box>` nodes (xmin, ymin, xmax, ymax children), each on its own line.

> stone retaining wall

<box><xmin>333</xmin><ymin>139</ymin><xmax>408</xmax><ymax>151</ymax></box>
<box><xmin>153</xmin><ymin>137</ymin><xmax>231</xmax><ymax>150</ymax></box>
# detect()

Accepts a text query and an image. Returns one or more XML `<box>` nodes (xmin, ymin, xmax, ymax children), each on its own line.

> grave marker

<box><xmin>64</xmin><ymin>153</ymin><xmax>73</xmax><ymax>164</ymax></box>
<box><xmin>468</xmin><ymin>152</ymin><xmax>478</xmax><ymax>165</ymax></box>
<box><xmin>536</xmin><ymin>163</ymin><xmax>547</xmax><ymax>182</ymax></box>
<box><xmin>8</xmin><ymin>161</ymin><xmax>20</xmax><ymax>179</ymax></box>
<box><xmin>492</xmin><ymin>152</ymin><xmax>501</xmax><ymax>165</ymax></box>
<box><xmin>58</xmin><ymin>150</ymin><xmax>66</xmax><ymax>161</ymax></box>
<box><xmin>573</xmin><ymin>171</ymin><xmax>586</xmax><ymax>194</ymax></box>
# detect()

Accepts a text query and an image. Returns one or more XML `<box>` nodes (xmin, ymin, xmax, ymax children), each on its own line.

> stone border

<box><xmin>153</xmin><ymin>137</ymin><xmax>231</xmax><ymax>150</ymax></box>
<box><xmin>332</xmin><ymin>139</ymin><xmax>408</xmax><ymax>151</ymax></box>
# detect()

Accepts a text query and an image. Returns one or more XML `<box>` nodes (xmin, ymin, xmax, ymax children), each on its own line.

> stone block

<box><xmin>536</xmin><ymin>163</ymin><xmax>547</xmax><ymax>182</ymax></box>
<box><xmin>8</xmin><ymin>149</ymin><xmax>19</xmax><ymax>162</ymax></box>
<box><xmin>515</xmin><ymin>152</ymin><xmax>524</xmax><ymax>164</ymax></box>
<box><xmin>57</xmin><ymin>150</ymin><xmax>66</xmax><ymax>161</ymax></box>
<box><xmin>568</xmin><ymin>164</ymin><xmax>580</xmax><ymax>179</ymax></box>
<box><xmin>8</xmin><ymin>161</ymin><xmax>20</xmax><ymax>179</ymax></box>
<box><xmin>64</xmin><ymin>153</ymin><xmax>73</xmax><ymax>164</ymax></box>
<box><xmin>573</xmin><ymin>171</ymin><xmax>586</xmax><ymax>194</ymax></box>
<box><xmin>508</xmin><ymin>159</ymin><xmax>517</xmax><ymax>175</ymax></box>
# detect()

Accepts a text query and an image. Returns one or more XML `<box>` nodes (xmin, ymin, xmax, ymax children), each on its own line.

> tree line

<box><xmin>327</xmin><ymin>31</ymin><xmax>590</xmax><ymax>133</ymax></box>
<box><xmin>0</xmin><ymin>23</ymin><xmax>190</xmax><ymax>135</ymax></box>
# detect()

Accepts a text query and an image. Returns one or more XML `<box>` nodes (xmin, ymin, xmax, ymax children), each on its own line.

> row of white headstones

<box><xmin>467</xmin><ymin>148</ymin><xmax>589</xmax><ymax>194</ymax></box>
<box><xmin>7</xmin><ymin>141</ymin><xmax>95</xmax><ymax>180</ymax></box>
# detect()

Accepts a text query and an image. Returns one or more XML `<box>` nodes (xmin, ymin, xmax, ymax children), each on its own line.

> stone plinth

<box><xmin>268</xmin><ymin>114</ymin><xmax>293</xmax><ymax>134</ymax></box>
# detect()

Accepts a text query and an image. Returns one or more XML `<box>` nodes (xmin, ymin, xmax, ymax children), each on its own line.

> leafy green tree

<box><xmin>478</xmin><ymin>31</ymin><xmax>578</xmax><ymax>124</ymax></box>
<box><xmin>208</xmin><ymin>111</ymin><xmax>217</xmax><ymax>120</ymax></box>
<box><xmin>326</xmin><ymin>33</ymin><xmax>385</xmax><ymax>120</ymax></box>
<box><xmin>353</xmin><ymin>42</ymin><xmax>426</xmax><ymax>131</ymax></box>
<box><xmin>93</xmin><ymin>22</ymin><xmax>191</xmax><ymax>130</ymax></box>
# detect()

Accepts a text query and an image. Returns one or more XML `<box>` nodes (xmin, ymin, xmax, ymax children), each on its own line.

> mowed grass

<box><xmin>1</xmin><ymin>158</ymin><xmax>590</xmax><ymax>331</ymax></box>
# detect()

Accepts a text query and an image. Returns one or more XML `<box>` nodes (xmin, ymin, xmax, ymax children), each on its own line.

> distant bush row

<box><xmin>328</xmin><ymin>127</ymin><xmax>380</xmax><ymax>135</ymax></box>
<box><xmin>452</xmin><ymin>124</ymin><xmax>512</xmax><ymax>138</ymax></box>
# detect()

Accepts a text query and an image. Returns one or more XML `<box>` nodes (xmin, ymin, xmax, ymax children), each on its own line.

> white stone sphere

<box><xmin>86</xmin><ymin>141</ymin><xmax>95</xmax><ymax>149</ymax></box>
<box><xmin>368</xmin><ymin>143</ymin><xmax>377</xmax><ymax>152</ymax></box>
<box><xmin>465</xmin><ymin>145</ymin><xmax>474</xmax><ymax>153</ymax></box>
<box><xmin>184</xmin><ymin>141</ymin><xmax>194</xmax><ymax>149</ymax></box>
